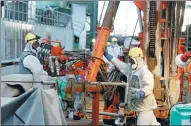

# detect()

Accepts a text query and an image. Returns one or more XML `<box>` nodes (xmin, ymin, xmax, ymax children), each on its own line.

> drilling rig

<box><xmin>37</xmin><ymin>1</ymin><xmax>190</xmax><ymax>125</ymax></box>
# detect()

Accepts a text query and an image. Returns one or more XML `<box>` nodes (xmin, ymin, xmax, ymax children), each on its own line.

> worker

<box><xmin>102</xmin><ymin>42</ymin><xmax>116</xmax><ymax>73</ymax></box>
<box><xmin>111</xmin><ymin>37</ymin><xmax>118</xmax><ymax>45</ymax></box>
<box><xmin>110</xmin><ymin>37</ymin><xmax>123</xmax><ymax>58</ymax></box>
<box><xmin>104</xmin><ymin>47</ymin><xmax>160</xmax><ymax>125</ymax></box>
<box><xmin>19</xmin><ymin>33</ymin><xmax>55</xmax><ymax>86</ymax></box>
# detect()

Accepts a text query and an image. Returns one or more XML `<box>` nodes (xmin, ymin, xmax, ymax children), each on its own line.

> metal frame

<box><xmin>2</xmin><ymin>1</ymin><xmax>71</xmax><ymax>28</ymax></box>
<box><xmin>1</xmin><ymin>1</ymin><xmax>73</xmax><ymax>63</ymax></box>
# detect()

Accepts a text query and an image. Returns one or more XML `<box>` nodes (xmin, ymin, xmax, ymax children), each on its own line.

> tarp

<box><xmin>1</xmin><ymin>74</ymin><xmax>50</xmax><ymax>97</ymax></box>
<box><xmin>1</xmin><ymin>87</ymin><xmax>67</xmax><ymax>125</ymax></box>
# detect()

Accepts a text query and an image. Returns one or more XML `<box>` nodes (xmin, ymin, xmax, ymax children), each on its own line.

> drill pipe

<box><xmin>86</xmin><ymin>110</ymin><xmax>124</xmax><ymax>117</ymax></box>
<box><xmin>1</xmin><ymin>81</ymin><xmax>128</xmax><ymax>87</ymax></box>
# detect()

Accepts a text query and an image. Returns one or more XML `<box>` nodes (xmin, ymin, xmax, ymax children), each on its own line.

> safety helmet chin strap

<box><xmin>131</xmin><ymin>57</ymin><xmax>138</xmax><ymax>70</ymax></box>
<box><xmin>130</xmin><ymin>57</ymin><xmax>144</xmax><ymax>70</ymax></box>
<box><xmin>26</xmin><ymin>35</ymin><xmax>41</xmax><ymax>43</ymax></box>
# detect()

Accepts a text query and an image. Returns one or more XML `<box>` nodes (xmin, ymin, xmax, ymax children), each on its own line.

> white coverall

<box><xmin>103</xmin><ymin>44</ymin><xmax>123</xmax><ymax>73</ymax></box>
<box><xmin>22</xmin><ymin>43</ymin><xmax>54</xmax><ymax>87</ymax></box>
<box><xmin>110</xmin><ymin>57</ymin><xmax>160</xmax><ymax>125</ymax></box>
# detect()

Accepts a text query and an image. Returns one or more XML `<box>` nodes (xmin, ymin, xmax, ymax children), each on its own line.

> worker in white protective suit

<box><xmin>19</xmin><ymin>33</ymin><xmax>55</xmax><ymax>87</ymax></box>
<box><xmin>110</xmin><ymin>37</ymin><xmax>123</xmax><ymax>58</ymax></box>
<box><xmin>104</xmin><ymin>47</ymin><xmax>160</xmax><ymax>125</ymax></box>
<box><xmin>103</xmin><ymin>42</ymin><xmax>116</xmax><ymax>73</ymax></box>
<box><xmin>103</xmin><ymin>37</ymin><xmax>124</xmax><ymax>73</ymax></box>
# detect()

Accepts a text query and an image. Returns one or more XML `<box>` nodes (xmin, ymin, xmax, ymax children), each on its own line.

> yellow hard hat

<box><xmin>25</xmin><ymin>33</ymin><xmax>40</xmax><ymax>44</ymax></box>
<box><xmin>128</xmin><ymin>47</ymin><xmax>143</xmax><ymax>58</ymax></box>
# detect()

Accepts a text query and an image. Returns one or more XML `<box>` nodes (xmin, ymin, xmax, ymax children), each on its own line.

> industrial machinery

<box><xmin>37</xmin><ymin>1</ymin><xmax>190</xmax><ymax>125</ymax></box>
<box><xmin>38</xmin><ymin>38</ymin><xmax>91</xmax><ymax>77</ymax></box>
<box><xmin>170</xmin><ymin>49</ymin><xmax>191</xmax><ymax>125</ymax></box>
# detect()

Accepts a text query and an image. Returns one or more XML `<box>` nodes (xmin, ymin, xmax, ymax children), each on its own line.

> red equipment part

<box><xmin>133</xmin><ymin>1</ymin><xmax>145</xmax><ymax>11</ymax></box>
<box><xmin>180</xmin><ymin>52</ymin><xmax>191</xmax><ymax>62</ymax></box>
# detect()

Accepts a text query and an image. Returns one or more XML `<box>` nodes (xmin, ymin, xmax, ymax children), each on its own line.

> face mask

<box><xmin>132</xmin><ymin>57</ymin><xmax>145</xmax><ymax>70</ymax></box>
<box><xmin>36</xmin><ymin>46</ymin><xmax>41</xmax><ymax>53</ymax></box>
<box><xmin>131</xmin><ymin>57</ymin><xmax>138</xmax><ymax>70</ymax></box>
<box><xmin>29</xmin><ymin>44</ymin><xmax>37</xmax><ymax>54</ymax></box>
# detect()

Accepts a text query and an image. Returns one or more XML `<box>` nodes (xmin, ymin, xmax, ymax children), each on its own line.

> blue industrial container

<box><xmin>170</xmin><ymin>103</ymin><xmax>191</xmax><ymax>125</ymax></box>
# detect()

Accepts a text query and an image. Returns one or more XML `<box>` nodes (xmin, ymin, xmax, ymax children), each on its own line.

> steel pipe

<box><xmin>86</xmin><ymin>110</ymin><xmax>123</xmax><ymax>117</ymax></box>
<box><xmin>1</xmin><ymin>80</ymin><xmax>56</xmax><ymax>85</ymax></box>
<box><xmin>1</xmin><ymin>80</ymin><xmax>128</xmax><ymax>87</ymax></box>
<box><xmin>119</xmin><ymin>103</ymin><xmax>128</xmax><ymax>108</ymax></box>
<box><xmin>90</xmin><ymin>82</ymin><xmax>128</xmax><ymax>86</ymax></box>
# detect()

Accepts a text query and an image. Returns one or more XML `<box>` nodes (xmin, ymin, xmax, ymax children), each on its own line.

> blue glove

<box><xmin>104</xmin><ymin>51</ymin><xmax>113</xmax><ymax>61</ymax></box>
<box><xmin>139</xmin><ymin>90</ymin><xmax>145</xmax><ymax>98</ymax></box>
<box><xmin>130</xmin><ymin>88</ymin><xmax>145</xmax><ymax>101</ymax></box>
<box><xmin>100</xmin><ymin>89</ymin><xmax>105</xmax><ymax>95</ymax></box>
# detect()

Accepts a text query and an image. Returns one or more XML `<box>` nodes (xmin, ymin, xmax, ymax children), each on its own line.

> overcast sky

<box><xmin>98</xmin><ymin>1</ymin><xmax>191</xmax><ymax>36</ymax></box>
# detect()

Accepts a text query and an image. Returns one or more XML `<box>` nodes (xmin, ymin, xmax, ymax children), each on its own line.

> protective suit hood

<box><xmin>131</xmin><ymin>57</ymin><xmax>145</xmax><ymax>71</ymax></box>
<box><xmin>24</xmin><ymin>43</ymin><xmax>41</xmax><ymax>56</ymax></box>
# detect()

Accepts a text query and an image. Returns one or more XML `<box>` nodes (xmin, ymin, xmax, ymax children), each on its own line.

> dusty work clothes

<box><xmin>110</xmin><ymin>57</ymin><xmax>159</xmax><ymax>125</ymax></box>
<box><xmin>20</xmin><ymin>42</ymin><xmax>52</xmax><ymax>82</ymax></box>
<box><xmin>137</xmin><ymin>111</ymin><xmax>160</xmax><ymax>125</ymax></box>
<box><xmin>103</xmin><ymin>44</ymin><xmax>123</xmax><ymax>73</ymax></box>
<box><xmin>21</xmin><ymin>54</ymin><xmax>50</xmax><ymax>82</ymax></box>
<box><xmin>18</xmin><ymin>42</ymin><xmax>53</xmax><ymax>90</ymax></box>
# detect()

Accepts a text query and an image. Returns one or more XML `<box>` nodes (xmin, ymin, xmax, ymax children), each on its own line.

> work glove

<box><xmin>104</xmin><ymin>51</ymin><xmax>113</xmax><ymax>61</ymax></box>
<box><xmin>129</xmin><ymin>87</ymin><xmax>145</xmax><ymax>101</ymax></box>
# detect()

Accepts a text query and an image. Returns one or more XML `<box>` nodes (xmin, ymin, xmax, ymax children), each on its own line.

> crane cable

<box><xmin>127</xmin><ymin>18</ymin><xmax>139</xmax><ymax>56</ymax></box>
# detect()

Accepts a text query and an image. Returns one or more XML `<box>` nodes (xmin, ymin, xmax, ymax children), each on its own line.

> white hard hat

<box><xmin>92</xmin><ymin>38</ymin><xmax>95</xmax><ymax>43</ymax></box>
<box><xmin>111</xmin><ymin>37</ymin><xmax>118</xmax><ymax>44</ymax></box>
<box><xmin>175</xmin><ymin>54</ymin><xmax>190</xmax><ymax>68</ymax></box>
<box><xmin>124</xmin><ymin>37</ymin><xmax>140</xmax><ymax>49</ymax></box>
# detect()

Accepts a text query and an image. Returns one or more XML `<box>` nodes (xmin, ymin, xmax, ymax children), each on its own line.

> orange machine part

<box><xmin>177</xmin><ymin>38</ymin><xmax>186</xmax><ymax>101</ymax></box>
<box><xmin>188</xmin><ymin>74</ymin><xmax>191</xmax><ymax>93</ymax></box>
<box><xmin>67</xmin><ymin>61</ymin><xmax>87</xmax><ymax>75</ymax></box>
<box><xmin>187</xmin><ymin>63</ymin><xmax>191</xmax><ymax>73</ymax></box>
<box><xmin>162</xmin><ymin>1</ymin><xmax>167</xmax><ymax>10</ymax></box>
<box><xmin>103</xmin><ymin>104</ymin><xmax>118</xmax><ymax>120</ymax></box>
<box><xmin>86</xmin><ymin>27</ymin><xmax>110</xmax><ymax>82</ymax></box>
<box><xmin>59</xmin><ymin>61</ymin><xmax>87</xmax><ymax>75</ymax></box>
<box><xmin>185</xmin><ymin>63</ymin><xmax>191</xmax><ymax>93</ymax></box>
<box><xmin>133</xmin><ymin>1</ymin><xmax>144</xmax><ymax>11</ymax></box>
<box><xmin>138</xmin><ymin>32</ymin><xmax>144</xmax><ymax>51</ymax></box>
<box><xmin>65</xmin><ymin>84</ymin><xmax>100</xmax><ymax>125</ymax></box>
<box><xmin>51</xmin><ymin>46</ymin><xmax>64</xmax><ymax>56</ymax></box>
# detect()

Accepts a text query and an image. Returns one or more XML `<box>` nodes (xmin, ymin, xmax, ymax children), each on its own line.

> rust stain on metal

<box><xmin>143</xmin><ymin>1</ymin><xmax>149</xmax><ymax>63</ymax></box>
<box><xmin>163</xmin><ymin>3</ymin><xmax>170</xmax><ymax>107</ymax></box>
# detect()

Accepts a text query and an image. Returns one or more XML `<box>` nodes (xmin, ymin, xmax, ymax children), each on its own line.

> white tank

<box><xmin>123</xmin><ymin>37</ymin><xmax>140</xmax><ymax>49</ymax></box>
